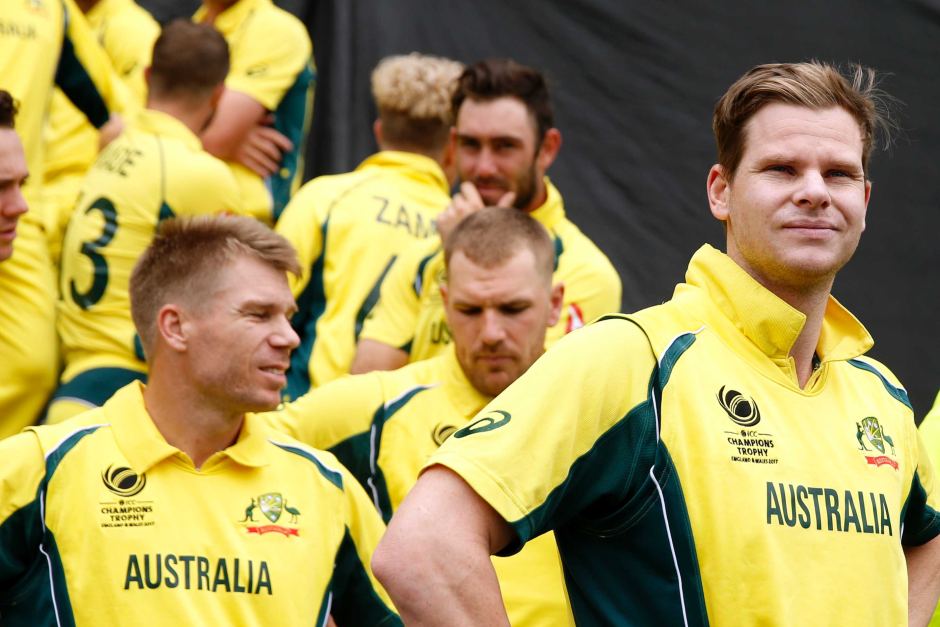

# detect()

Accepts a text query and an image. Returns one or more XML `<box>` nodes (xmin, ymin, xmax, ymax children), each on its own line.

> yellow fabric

<box><xmin>276</xmin><ymin>151</ymin><xmax>449</xmax><ymax>396</ymax></box>
<box><xmin>266</xmin><ymin>347</ymin><xmax>573</xmax><ymax>626</ymax></box>
<box><xmin>43</xmin><ymin>0</ymin><xmax>158</xmax><ymax>264</ymax></box>
<box><xmin>919</xmin><ymin>389</ymin><xmax>940</xmax><ymax>627</ymax></box>
<box><xmin>360</xmin><ymin>178</ymin><xmax>622</xmax><ymax>361</ymax></box>
<box><xmin>0</xmin><ymin>383</ymin><xmax>398</xmax><ymax>624</ymax></box>
<box><xmin>54</xmin><ymin>109</ymin><xmax>242</xmax><ymax>412</ymax></box>
<box><xmin>430</xmin><ymin>244</ymin><xmax>938</xmax><ymax>625</ymax></box>
<box><xmin>194</xmin><ymin>0</ymin><xmax>314</xmax><ymax>223</ymax></box>
<box><xmin>0</xmin><ymin>0</ymin><xmax>123</xmax><ymax>437</ymax></box>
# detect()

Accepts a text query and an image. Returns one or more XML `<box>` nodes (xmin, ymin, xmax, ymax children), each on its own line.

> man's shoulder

<box><xmin>552</xmin><ymin>216</ymin><xmax>619</xmax><ymax>279</ymax></box>
<box><xmin>261</xmin><ymin>432</ymin><xmax>353</xmax><ymax>491</ymax></box>
<box><xmin>21</xmin><ymin>410</ymin><xmax>112</xmax><ymax>458</ymax></box>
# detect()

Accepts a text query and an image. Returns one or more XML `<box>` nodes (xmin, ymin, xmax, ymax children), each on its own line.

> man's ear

<box><xmin>156</xmin><ymin>304</ymin><xmax>189</xmax><ymax>352</ymax></box>
<box><xmin>547</xmin><ymin>282</ymin><xmax>564</xmax><ymax>327</ymax></box>
<box><xmin>536</xmin><ymin>128</ymin><xmax>562</xmax><ymax>172</ymax></box>
<box><xmin>707</xmin><ymin>164</ymin><xmax>731</xmax><ymax>221</ymax></box>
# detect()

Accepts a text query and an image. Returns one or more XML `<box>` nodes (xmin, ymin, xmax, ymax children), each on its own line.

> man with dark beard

<box><xmin>351</xmin><ymin>58</ymin><xmax>622</xmax><ymax>374</ymax></box>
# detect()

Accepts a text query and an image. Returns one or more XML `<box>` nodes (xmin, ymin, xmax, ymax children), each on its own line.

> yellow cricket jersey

<box><xmin>266</xmin><ymin>346</ymin><xmax>573</xmax><ymax>626</ymax></box>
<box><xmin>0</xmin><ymin>0</ymin><xmax>123</xmax><ymax>438</ymax></box>
<box><xmin>277</xmin><ymin>151</ymin><xmax>449</xmax><ymax>398</ymax></box>
<box><xmin>430</xmin><ymin>245</ymin><xmax>940</xmax><ymax>625</ymax></box>
<box><xmin>43</xmin><ymin>0</ymin><xmax>158</xmax><ymax>264</ymax></box>
<box><xmin>359</xmin><ymin>178</ymin><xmax>622</xmax><ymax>362</ymax></box>
<box><xmin>0</xmin><ymin>383</ymin><xmax>400</xmax><ymax>626</ymax></box>
<box><xmin>54</xmin><ymin>109</ymin><xmax>242</xmax><ymax>414</ymax></box>
<box><xmin>918</xmin><ymin>389</ymin><xmax>940</xmax><ymax>627</ymax></box>
<box><xmin>194</xmin><ymin>0</ymin><xmax>314</xmax><ymax>224</ymax></box>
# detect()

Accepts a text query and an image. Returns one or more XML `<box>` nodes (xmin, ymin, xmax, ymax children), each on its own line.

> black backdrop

<box><xmin>144</xmin><ymin>1</ymin><xmax>939</xmax><ymax>418</ymax></box>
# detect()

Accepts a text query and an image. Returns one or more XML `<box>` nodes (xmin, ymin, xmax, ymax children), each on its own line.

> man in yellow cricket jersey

<box><xmin>375</xmin><ymin>62</ymin><xmax>940</xmax><ymax>625</ymax></box>
<box><xmin>268</xmin><ymin>208</ymin><xmax>571</xmax><ymax>625</ymax></box>
<box><xmin>48</xmin><ymin>20</ymin><xmax>243</xmax><ymax>423</ymax></box>
<box><xmin>0</xmin><ymin>215</ymin><xmax>399</xmax><ymax>626</ymax></box>
<box><xmin>0</xmin><ymin>91</ymin><xmax>29</xmax><ymax>262</ymax></box>
<box><xmin>43</xmin><ymin>0</ymin><xmax>160</xmax><ymax>266</ymax></box>
<box><xmin>0</xmin><ymin>0</ymin><xmax>124</xmax><ymax>439</ymax></box>
<box><xmin>196</xmin><ymin>0</ymin><xmax>314</xmax><ymax>224</ymax></box>
<box><xmin>351</xmin><ymin>58</ymin><xmax>622</xmax><ymax>376</ymax></box>
<box><xmin>276</xmin><ymin>53</ymin><xmax>463</xmax><ymax>398</ymax></box>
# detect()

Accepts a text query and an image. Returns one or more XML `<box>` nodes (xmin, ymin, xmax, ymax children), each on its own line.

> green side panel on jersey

<box><xmin>507</xmin><ymin>326</ymin><xmax>708</xmax><ymax>625</ymax></box>
<box><xmin>354</xmin><ymin>255</ymin><xmax>397</xmax><ymax>340</ymax></box>
<box><xmin>329</xmin><ymin>384</ymin><xmax>435</xmax><ymax>521</ymax></box>
<box><xmin>330</xmin><ymin>528</ymin><xmax>402</xmax><ymax>627</ymax></box>
<box><xmin>847</xmin><ymin>359</ymin><xmax>913</xmax><ymax>410</ymax></box>
<box><xmin>552</xmin><ymin>234</ymin><xmax>563</xmax><ymax>272</ymax></box>
<box><xmin>284</xmin><ymin>217</ymin><xmax>329</xmax><ymax>400</ymax></box>
<box><xmin>271</xmin><ymin>62</ymin><xmax>315</xmax><ymax>221</ymax></box>
<box><xmin>158</xmin><ymin>201</ymin><xmax>176</xmax><ymax>222</ymax></box>
<box><xmin>270</xmin><ymin>441</ymin><xmax>344</xmax><ymax>490</ymax></box>
<box><xmin>0</xmin><ymin>425</ymin><xmax>102</xmax><ymax>625</ymax></box>
<box><xmin>55</xmin><ymin>9</ymin><xmax>109</xmax><ymax>128</ymax></box>
<box><xmin>900</xmin><ymin>470</ymin><xmax>940</xmax><ymax>546</ymax></box>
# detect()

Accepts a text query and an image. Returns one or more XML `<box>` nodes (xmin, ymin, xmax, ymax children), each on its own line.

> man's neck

<box><xmin>75</xmin><ymin>0</ymin><xmax>100</xmax><ymax>14</ymax></box>
<box><xmin>760</xmin><ymin>276</ymin><xmax>832</xmax><ymax>388</ymax></box>
<box><xmin>142</xmin><ymin>367</ymin><xmax>244</xmax><ymax>469</ymax></box>
<box><xmin>200</xmin><ymin>0</ymin><xmax>236</xmax><ymax>24</ymax></box>
<box><xmin>522</xmin><ymin>184</ymin><xmax>548</xmax><ymax>214</ymax></box>
<box><xmin>146</xmin><ymin>100</ymin><xmax>213</xmax><ymax>137</ymax></box>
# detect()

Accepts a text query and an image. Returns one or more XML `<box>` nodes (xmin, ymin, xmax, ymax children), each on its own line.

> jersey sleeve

<box><xmin>331</xmin><ymin>464</ymin><xmax>402</xmax><ymax>626</ymax></box>
<box><xmin>275</xmin><ymin>182</ymin><xmax>325</xmax><ymax>298</ymax></box>
<box><xmin>0</xmin><ymin>432</ymin><xmax>47</xmax><ymax>599</ymax></box>
<box><xmin>56</xmin><ymin>0</ymin><xmax>128</xmax><ymax>125</ymax></box>
<box><xmin>427</xmin><ymin>316</ymin><xmax>657</xmax><ymax>550</ymax></box>
<box><xmin>167</xmin><ymin>166</ymin><xmax>243</xmax><ymax>219</ymax></box>
<box><xmin>225</xmin><ymin>13</ymin><xmax>312</xmax><ymax>111</ymax></box>
<box><xmin>359</xmin><ymin>240</ymin><xmax>438</xmax><ymax>352</ymax></box>
<box><xmin>265</xmin><ymin>373</ymin><xmax>385</xmax><ymax>490</ymax></box>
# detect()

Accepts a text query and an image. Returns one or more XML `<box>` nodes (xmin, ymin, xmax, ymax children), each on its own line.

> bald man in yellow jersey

<box><xmin>276</xmin><ymin>53</ymin><xmax>462</xmax><ymax>398</ymax></box>
<box><xmin>352</xmin><ymin>58</ymin><xmax>621</xmax><ymax>375</ymax></box>
<box><xmin>268</xmin><ymin>208</ymin><xmax>572</xmax><ymax>625</ymax></box>
<box><xmin>195</xmin><ymin>0</ymin><xmax>314</xmax><ymax>224</ymax></box>
<box><xmin>375</xmin><ymin>62</ymin><xmax>940</xmax><ymax>626</ymax></box>
<box><xmin>0</xmin><ymin>0</ymin><xmax>123</xmax><ymax>438</ymax></box>
<box><xmin>43</xmin><ymin>0</ymin><xmax>159</xmax><ymax>266</ymax></box>
<box><xmin>48</xmin><ymin>21</ymin><xmax>243</xmax><ymax>423</ymax></box>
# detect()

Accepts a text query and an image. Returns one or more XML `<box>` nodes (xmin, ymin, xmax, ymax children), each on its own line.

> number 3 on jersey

<box><xmin>70</xmin><ymin>197</ymin><xmax>118</xmax><ymax>310</ymax></box>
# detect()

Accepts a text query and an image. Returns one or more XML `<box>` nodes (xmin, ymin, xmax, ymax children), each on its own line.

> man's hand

<box><xmin>234</xmin><ymin>122</ymin><xmax>293</xmax><ymax>177</ymax></box>
<box><xmin>437</xmin><ymin>182</ymin><xmax>515</xmax><ymax>243</ymax></box>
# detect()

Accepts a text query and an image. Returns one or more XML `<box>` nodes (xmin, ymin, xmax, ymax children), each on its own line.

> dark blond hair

<box><xmin>372</xmin><ymin>53</ymin><xmax>463</xmax><ymax>153</ymax></box>
<box><xmin>444</xmin><ymin>207</ymin><xmax>554</xmax><ymax>284</ymax></box>
<box><xmin>714</xmin><ymin>61</ymin><xmax>893</xmax><ymax>179</ymax></box>
<box><xmin>130</xmin><ymin>215</ymin><xmax>300</xmax><ymax>357</ymax></box>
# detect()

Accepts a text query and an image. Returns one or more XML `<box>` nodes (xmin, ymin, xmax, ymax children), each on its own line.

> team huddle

<box><xmin>0</xmin><ymin>0</ymin><xmax>938</xmax><ymax>625</ymax></box>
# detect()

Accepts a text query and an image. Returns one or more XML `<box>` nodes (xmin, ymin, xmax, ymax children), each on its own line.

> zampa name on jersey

<box><xmin>766</xmin><ymin>482</ymin><xmax>892</xmax><ymax>536</ymax></box>
<box><xmin>124</xmin><ymin>553</ymin><xmax>272</xmax><ymax>594</ymax></box>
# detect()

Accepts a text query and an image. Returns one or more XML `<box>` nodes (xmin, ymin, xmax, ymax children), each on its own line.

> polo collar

<box><xmin>358</xmin><ymin>151</ymin><xmax>449</xmax><ymax>195</ymax></box>
<box><xmin>131</xmin><ymin>109</ymin><xmax>203</xmax><ymax>152</ymax></box>
<box><xmin>678</xmin><ymin>245</ymin><xmax>873</xmax><ymax>364</ymax></box>
<box><xmin>108</xmin><ymin>382</ymin><xmax>272</xmax><ymax>473</ymax></box>
<box><xmin>529</xmin><ymin>178</ymin><xmax>566</xmax><ymax>230</ymax></box>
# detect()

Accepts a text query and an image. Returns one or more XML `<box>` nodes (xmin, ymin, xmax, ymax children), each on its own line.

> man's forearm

<box><xmin>906</xmin><ymin>535</ymin><xmax>940</xmax><ymax>626</ymax></box>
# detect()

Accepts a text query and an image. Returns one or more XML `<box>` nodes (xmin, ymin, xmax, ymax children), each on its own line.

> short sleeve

<box><xmin>427</xmin><ymin>316</ymin><xmax>657</xmax><ymax>548</ymax></box>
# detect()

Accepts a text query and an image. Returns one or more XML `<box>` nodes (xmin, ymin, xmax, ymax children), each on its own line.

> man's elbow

<box><xmin>372</xmin><ymin>529</ymin><xmax>422</xmax><ymax>601</ymax></box>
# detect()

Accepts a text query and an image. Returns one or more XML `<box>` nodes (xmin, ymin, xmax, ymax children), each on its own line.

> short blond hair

<box><xmin>130</xmin><ymin>215</ymin><xmax>300</xmax><ymax>358</ymax></box>
<box><xmin>714</xmin><ymin>61</ymin><xmax>894</xmax><ymax>180</ymax></box>
<box><xmin>371</xmin><ymin>52</ymin><xmax>463</xmax><ymax>152</ymax></box>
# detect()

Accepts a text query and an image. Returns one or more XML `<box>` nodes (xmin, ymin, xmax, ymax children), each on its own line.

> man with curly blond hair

<box><xmin>276</xmin><ymin>52</ymin><xmax>464</xmax><ymax>396</ymax></box>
